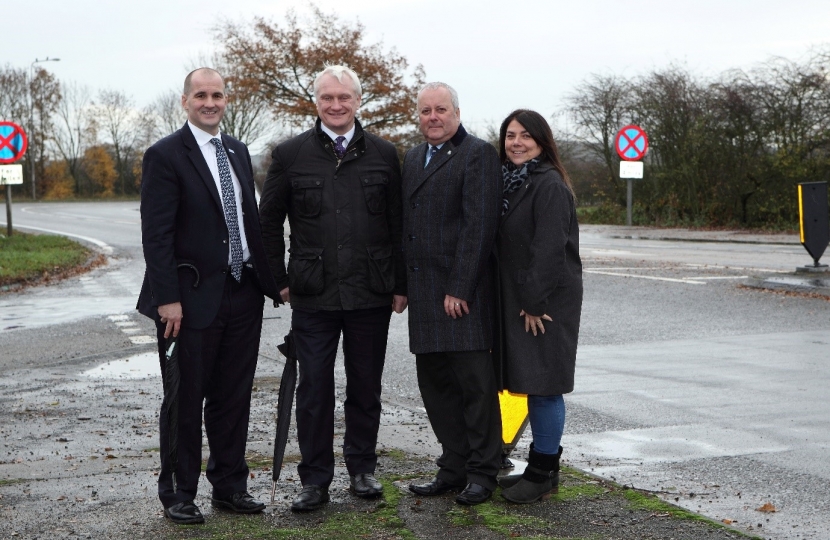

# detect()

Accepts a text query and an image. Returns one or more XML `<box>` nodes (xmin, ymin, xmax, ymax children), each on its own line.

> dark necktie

<box><xmin>334</xmin><ymin>136</ymin><xmax>347</xmax><ymax>159</ymax></box>
<box><xmin>425</xmin><ymin>145</ymin><xmax>438</xmax><ymax>168</ymax></box>
<box><xmin>210</xmin><ymin>138</ymin><xmax>243</xmax><ymax>282</ymax></box>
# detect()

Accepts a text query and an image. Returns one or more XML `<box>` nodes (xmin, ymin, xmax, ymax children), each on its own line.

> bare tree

<box><xmin>95</xmin><ymin>89</ymin><xmax>144</xmax><ymax>195</ymax></box>
<box><xmin>565</xmin><ymin>74</ymin><xmax>632</xmax><ymax>200</ymax></box>
<box><xmin>29</xmin><ymin>68</ymin><xmax>62</xmax><ymax>198</ymax></box>
<box><xmin>0</xmin><ymin>64</ymin><xmax>28</xmax><ymax>123</ymax></box>
<box><xmin>145</xmin><ymin>90</ymin><xmax>185</xmax><ymax>141</ymax></box>
<box><xmin>52</xmin><ymin>83</ymin><xmax>96</xmax><ymax>196</ymax></box>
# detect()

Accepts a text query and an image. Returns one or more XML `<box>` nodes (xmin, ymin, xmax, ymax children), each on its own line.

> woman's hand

<box><xmin>519</xmin><ymin>310</ymin><xmax>553</xmax><ymax>336</ymax></box>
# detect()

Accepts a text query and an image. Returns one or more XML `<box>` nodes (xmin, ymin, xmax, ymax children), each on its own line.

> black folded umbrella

<box><xmin>163</xmin><ymin>335</ymin><xmax>180</xmax><ymax>492</ymax></box>
<box><xmin>271</xmin><ymin>329</ymin><xmax>298</xmax><ymax>503</ymax></box>
<box><xmin>162</xmin><ymin>263</ymin><xmax>200</xmax><ymax>493</ymax></box>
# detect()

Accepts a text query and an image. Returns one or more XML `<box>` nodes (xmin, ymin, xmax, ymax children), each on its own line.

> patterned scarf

<box><xmin>502</xmin><ymin>158</ymin><xmax>540</xmax><ymax>215</ymax></box>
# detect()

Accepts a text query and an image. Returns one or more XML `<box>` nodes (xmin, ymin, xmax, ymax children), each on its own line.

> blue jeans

<box><xmin>527</xmin><ymin>394</ymin><xmax>565</xmax><ymax>455</ymax></box>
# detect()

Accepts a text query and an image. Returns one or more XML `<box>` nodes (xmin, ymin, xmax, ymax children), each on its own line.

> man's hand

<box><xmin>392</xmin><ymin>295</ymin><xmax>408</xmax><ymax>314</ymax></box>
<box><xmin>158</xmin><ymin>302</ymin><xmax>183</xmax><ymax>339</ymax></box>
<box><xmin>444</xmin><ymin>294</ymin><xmax>469</xmax><ymax>319</ymax></box>
<box><xmin>280</xmin><ymin>287</ymin><xmax>290</xmax><ymax>304</ymax></box>
<box><xmin>519</xmin><ymin>309</ymin><xmax>553</xmax><ymax>337</ymax></box>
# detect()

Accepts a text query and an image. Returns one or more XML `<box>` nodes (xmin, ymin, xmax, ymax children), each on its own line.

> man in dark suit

<box><xmin>402</xmin><ymin>82</ymin><xmax>503</xmax><ymax>505</ymax></box>
<box><xmin>259</xmin><ymin>65</ymin><xmax>406</xmax><ymax>512</ymax></box>
<box><xmin>138</xmin><ymin>68</ymin><xmax>278</xmax><ymax>524</ymax></box>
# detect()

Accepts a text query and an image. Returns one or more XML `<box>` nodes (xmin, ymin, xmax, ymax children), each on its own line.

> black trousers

<box><xmin>416</xmin><ymin>350</ymin><xmax>502</xmax><ymax>491</ymax></box>
<box><xmin>155</xmin><ymin>266</ymin><xmax>264</xmax><ymax>507</ymax></box>
<box><xmin>291</xmin><ymin>306</ymin><xmax>392</xmax><ymax>487</ymax></box>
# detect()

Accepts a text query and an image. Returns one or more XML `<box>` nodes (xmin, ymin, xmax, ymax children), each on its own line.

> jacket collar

<box><xmin>501</xmin><ymin>161</ymin><xmax>554</xmax><ymax>222</ymax></box>
<box><xmin>315</xmin><ymin>118</ymin><xmax>366</xmax><ymax>160</ymax></box>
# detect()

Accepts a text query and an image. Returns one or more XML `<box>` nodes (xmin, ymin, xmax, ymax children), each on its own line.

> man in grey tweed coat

<box><xmin>403</xmin><ymin>82</ymin><xmax>503</xmax><ymax>505</ymax></box>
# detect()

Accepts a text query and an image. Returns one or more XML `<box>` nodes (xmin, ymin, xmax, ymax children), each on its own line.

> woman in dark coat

<box><xmin>495</xmin><ymin>109</ymin><xmax>582</xmax><ymax>504</ymax></box>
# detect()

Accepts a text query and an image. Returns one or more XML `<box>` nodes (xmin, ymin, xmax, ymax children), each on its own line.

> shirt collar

<box><xmin>320</xmin><ymin>122</ymin><xmax>356</xmax><ymax>146</ymax></box>
<box><xmin>188</xmin><ymin>121</ymin><xmax>222</xmax><ymax>147</ymax></box>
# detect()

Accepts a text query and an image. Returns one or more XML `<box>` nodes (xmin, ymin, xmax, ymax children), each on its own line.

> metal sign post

<box><xmin>615</xmin><ymin>125</ymin><xmax>648</xmax><ymax>226</ymax></box>
<box><xmin>0</xmin><ymin>119</ymin><xmax>29</xmax><ymax>237</ymax></box>
<box><xmin>1</xmin><ymin>165</ymin><xmax>24</xmax><ymax>236</ymax></box>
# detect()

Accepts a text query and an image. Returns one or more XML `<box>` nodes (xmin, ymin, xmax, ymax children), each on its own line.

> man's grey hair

<box><xmin>417</xmin><ymin>82</ymin><xmax>460</xmax><ymax>110</ymax></box>
<box><xmin>183</xmin><ymin>67</ymin><xmax>224</xmax><ymax>95</ymax></box>
<box><xmin>313</xmin><ymin>65</ymin><xmax>362</xmax><ymax>99</ymax></box>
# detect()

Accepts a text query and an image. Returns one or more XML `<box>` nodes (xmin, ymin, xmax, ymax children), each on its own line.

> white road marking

<box><xmin>0</xmin><ymin>222</ymin><xmax>113</xmax><ymax>254</ymax></box>
<box><xmin>689</xmin><ymin>276</ymin><xmax>749</xmax><ymax>280</ymax></box>
<box><xmin>584</xmin><ymin>270</ymin><xmax>706</xmax><ymax>285</ymax></box>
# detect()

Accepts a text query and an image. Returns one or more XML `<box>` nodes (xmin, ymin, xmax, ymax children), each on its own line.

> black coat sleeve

<box><xmin>140</xmin><ymin>142</ymin><xmax>181</xmax><ymax>307</ymax></box>
<box><xmin>258</xmin><ymin>146</ymin><xmax>291</xmax><ymax>294</ymax></box>
<box><xmin>381</xmin><ymin>143</ymin><xmax>407</xmax><ymax>296</ymax></box>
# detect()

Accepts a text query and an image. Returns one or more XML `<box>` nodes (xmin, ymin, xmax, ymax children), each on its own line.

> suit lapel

<box><xmin>404</xmin><ymin>143</ymin><xmax>428</xmax><ymax>199</ymax></box>
<box><xmin>181</xmin><ymin>123</ymin><xmax>223</xmax><ymax>213</ymax></box>
<box><xmin>405</xmin><ymin>140</ymin><xmax>460</xmax><ymax>199</ymax></box>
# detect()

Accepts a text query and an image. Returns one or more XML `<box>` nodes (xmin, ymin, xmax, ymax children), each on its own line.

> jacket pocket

<box><xmin>288</xmin><ymin>247</ymin><xmax>325</xmax><ymax>295</ymax></box>
<box><xmin>366</xmin><ymin>244</ymin><xmax>395</xmax><ymax>294</ymax></box>
<box><xmin>361</xmin><ymin>175</ymin><xmax>388</xmax><ymax>214</ymax></box>
<box><xmin>291</xmin><ymin>178</ymin><xmax>324</xmax><ymax>218</ymax></box>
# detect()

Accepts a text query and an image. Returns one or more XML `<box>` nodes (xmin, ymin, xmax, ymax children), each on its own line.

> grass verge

<box><xmin>0</xmin><ymin>231</ymin><xmax>93</xmax><ymax>287</ymax></box>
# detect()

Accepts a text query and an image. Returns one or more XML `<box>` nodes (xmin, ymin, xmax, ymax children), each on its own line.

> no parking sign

<box><xmin>615</xmin><ymin>124</ymin><xmax>648</xmax><ymax>161</ymax></box>
<box><xmin>0</xmin><ymin>121</ymin><xmax>28</xmax><ymax>164</ymax></box>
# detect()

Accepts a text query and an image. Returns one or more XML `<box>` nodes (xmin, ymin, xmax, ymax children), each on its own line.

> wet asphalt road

<box><xmin>1</xmin><ymin>201</ymin><xmax>829</xmax><ymax>539</ymax></box>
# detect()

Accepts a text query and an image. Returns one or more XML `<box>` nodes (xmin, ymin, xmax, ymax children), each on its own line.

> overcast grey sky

<box><xmin>6</xmin><ymin>0</ymin><xmax>830</xmax><ymax>141</ymax></box>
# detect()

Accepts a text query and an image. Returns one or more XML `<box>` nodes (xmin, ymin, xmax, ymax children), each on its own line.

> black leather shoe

<box><xmin>164</xmin><ymin>500</ymin><xmax>205</xmax><ymax>524</ymax></box>
<box><xmin>456</xmin><ymin>483</ymin><xmax>492</xmax><ymax>505</ymax></box>
<box><xmin>409</xmin><ymin>477</ymin><xmax>464</xmax><ymax>496</ymax></box>
<box><xmin>291</xmin><ymin>485</ymin><xmax>329</xmax><ymax>512</ymax></box>
<box><xmin>211</xmin><ymin>491</ymin><xmax>266</xmax><ymax>514</ymax></box>
<box><xmin>350</xmin><ymin>473</ymin><xmax>383</xmax><ymax>498</ymax></box>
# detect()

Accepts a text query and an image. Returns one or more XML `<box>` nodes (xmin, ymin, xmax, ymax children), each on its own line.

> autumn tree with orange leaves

<box><xmin>216</xmin><ymin>7</ymin><xmax>425</xmax><ymax>149</ymax></box>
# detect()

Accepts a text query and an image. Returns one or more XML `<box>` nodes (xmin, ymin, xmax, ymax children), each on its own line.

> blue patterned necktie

<box><xmin>425</xmin><ymin>145</ymin><xmax>438</xmax><ymax>168</ymax></box>
<box><xmin>334</xmin><ymin>136</ymin><xmax>347</xmax><ymax>159</ymax></box>
<box><xmin>210</xmin><ymin>138</ymin><xmax>243</xmax><ymax>282</ymax></box>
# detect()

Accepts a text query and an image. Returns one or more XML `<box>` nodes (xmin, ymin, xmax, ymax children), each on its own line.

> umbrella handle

<box><xmin>177</xmin><ymin>262</ymin><xmax>201</xmax><ymax>288</ymax></box>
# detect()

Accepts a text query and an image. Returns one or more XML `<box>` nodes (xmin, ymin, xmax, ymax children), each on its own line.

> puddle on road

<box><xmin>82</xmin><ymin>352</ymin><xmax>159</xmax><ymax>379</ymax></box>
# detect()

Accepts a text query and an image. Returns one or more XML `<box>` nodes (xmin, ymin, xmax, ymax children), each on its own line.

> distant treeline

<box><xmin>2</xmin><ymin>22</ymin><xmax>828</xmax><ymax>229</ymax></box>
<box><xmin>562</xmin><ymin>48</ymin><xmax>830</xmax><ymax>229</ymax></box>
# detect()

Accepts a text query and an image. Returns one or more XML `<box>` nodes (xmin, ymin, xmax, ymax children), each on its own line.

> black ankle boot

<box><xmin>501</xmin><ymin>445</ymin><xmax>562</xmax><ymax>504</ymax></box>
<box><xmin>498</xmin><ymin>444</ymin><xmax>562</xmax><ymax>492</ymax></box>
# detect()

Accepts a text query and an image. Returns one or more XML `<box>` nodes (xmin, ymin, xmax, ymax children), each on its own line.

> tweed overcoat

<box><xmin>494</xmin><ymin>163</ymin><xmax>583</xmax><ymax>395</ymax></box>
<box><xmin>402</xmin><ymin>125</ymin><xmax>502</xmax><ymax>354</ymax></box>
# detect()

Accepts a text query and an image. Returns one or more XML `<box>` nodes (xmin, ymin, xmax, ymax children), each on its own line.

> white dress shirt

<box><xmin>187</xmin><ymin>121</ymin><xmax>250</xmax><ymax>263</ymax></box>
<box><xmin>320</xmin><ymin>123</ymin><xmax>356</xmax><ymax>149</ymax></box>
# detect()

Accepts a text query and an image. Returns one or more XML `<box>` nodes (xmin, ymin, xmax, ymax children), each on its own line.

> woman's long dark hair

<box><xmin>498</xmin><ymin>109</ymin><xmax>575</xmax><ymax>197</ymax></box>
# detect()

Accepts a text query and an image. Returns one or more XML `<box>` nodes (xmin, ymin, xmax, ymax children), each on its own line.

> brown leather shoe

<box><xmin>164</xmin><ymin>500</ymin><xmax>205</xmax><ymax>524</ymax></box>
<box><xmin>211</xmin><ymin>491</ymin><xmax>266</xmax><ymax>513</ymax></box>
<box><xmin>409</xmin><ymin>477</ymin><xmax>464</xmax><ymax>496</ymax></box>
